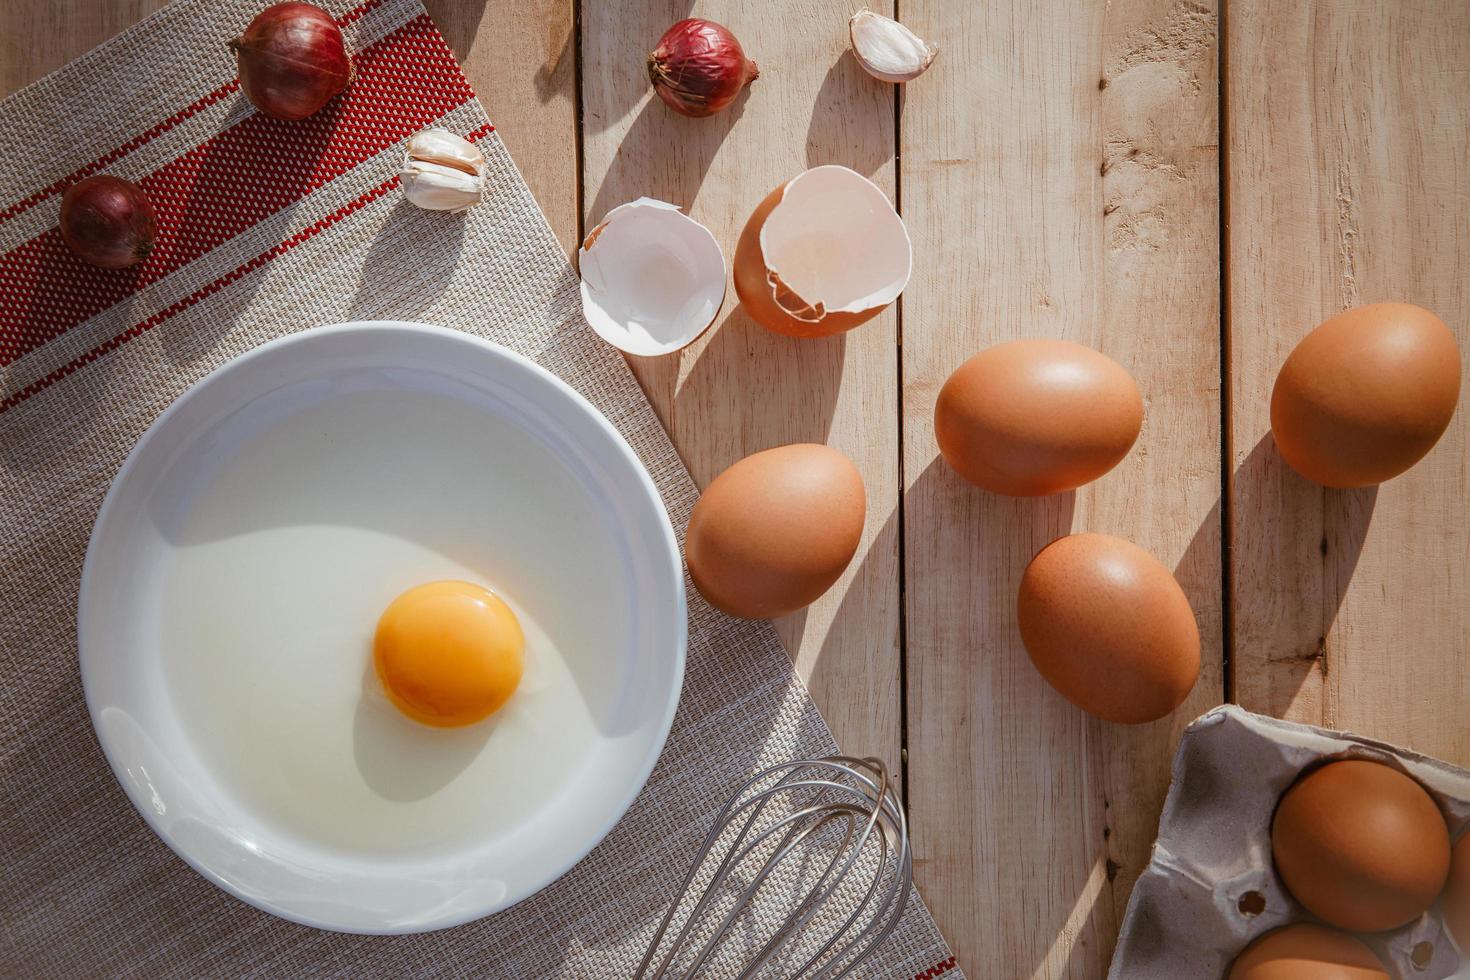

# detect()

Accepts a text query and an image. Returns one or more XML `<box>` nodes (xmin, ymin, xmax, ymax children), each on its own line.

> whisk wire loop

<box><xmin>635</xmin><ymin>756</ymin><xmax>912</xmax><ymax>980</ymax></box>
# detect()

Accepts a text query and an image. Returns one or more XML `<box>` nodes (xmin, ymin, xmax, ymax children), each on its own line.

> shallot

<box><xmin>647</xmin><ymin>19</ymin><xmax>758</xmax><ymax>118</ymax></box>
<box><xmin>59</xmin><ymin>175</ymin><xmax>157</xmax><ymax>269</ymax></box>
<box><xmin>230</xmin><ymin>2</ymin><xmax>352</xmax><ymax>121</ymax></box>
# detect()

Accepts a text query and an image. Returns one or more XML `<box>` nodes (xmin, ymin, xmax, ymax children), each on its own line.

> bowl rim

<box><xmin>76</xmin><ymin>320</ymin><xmax>688</xmax><ymax>933</ymax></box>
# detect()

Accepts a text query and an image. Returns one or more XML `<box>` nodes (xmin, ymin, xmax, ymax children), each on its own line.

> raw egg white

<box><xmin>159</xmin><ymin>389</ymin><xmax>626</xmax><ymax>857</ymax></box>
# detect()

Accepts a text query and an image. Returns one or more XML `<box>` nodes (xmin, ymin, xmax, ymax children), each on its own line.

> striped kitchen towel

<box><xmin>0</xmin><ymin>0</ymin><xmax>960</xmax><ymax>976</ymax></box>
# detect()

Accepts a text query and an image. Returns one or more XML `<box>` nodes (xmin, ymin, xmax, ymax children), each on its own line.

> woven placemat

<box><xmin>0</xmin><ymin>1</ymin><xmax>960</xmax><ymax>976</ymax></box>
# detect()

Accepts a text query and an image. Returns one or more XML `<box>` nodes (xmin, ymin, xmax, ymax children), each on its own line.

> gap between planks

<box><xmin>1217</xmin><ymin>0</ymin><xmax>1234</xmax><ymax>704</ymax></box>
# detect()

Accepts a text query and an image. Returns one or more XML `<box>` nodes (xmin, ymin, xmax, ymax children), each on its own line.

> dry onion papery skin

<box><xmin>59</xmin><ymin>175</ymin><xmax>157</xmax><ymax>269</ymax></box>
<box><xmin>230</xmin><ymin>2</ymin><xmax>353</xmax><ymax>122</ymax></box>
<box><xmin>647</xmin><ymin>18</ymin><xmax>759</xmax><ymax>118</ymax></box>
<box><xmin>733</xmin><ymin>166</ymin><xmax>911</xmax><ymax>339</ymax></box>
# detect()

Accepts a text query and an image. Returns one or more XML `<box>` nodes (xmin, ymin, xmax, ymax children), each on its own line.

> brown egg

<box><xmin>934</xmin><ymin>340</ymin><xmax>1143</xmax><ymax>496</ymax></box>
<box><xmin>1228</xmin><ymin>924</ymin><xmax>1388</xmax><ymax>980</ymax></box>
<box><xmin>1271</xmin><ymin>303</ymin><xmax>1461</xmax><ymax>487</ymax></box>
<box><xmin>686</xmin><ymin>444</ymin><xmax>865</xmax><ymax>619</ymax></box>
<box><xmin>1016</xmin><ymin>533</ymin><xmax>1200</xmax><ymax>724</ymax></box>
<box><xmin>1440</xmin><ymin>833</ymin><xmax>1470</xmax><ymax>950</ymax></box>
<box><xmin>1272</xmin><ymin>759</ymin><xmax>1451</xmax><ymax>932</ymax></box>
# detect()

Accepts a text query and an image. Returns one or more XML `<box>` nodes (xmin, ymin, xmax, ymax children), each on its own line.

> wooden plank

<box><xmin>900</xmin><ymin>1</ymin><xmax>1222</xmax><ymax>972</ymax></box>
<box><xmin>1227</xmin><ymin>2</ymin><xmax>1470</xmax><ymax>762</ymax></box>
<box><xmin>0</xmin><ymin>0</ymin><xmax>162</xmax><ymax>97</ymax></box>
<box><xmin>579</xmin><ymin>1</ymin><xmax>903</xmax><ymax>763</ymax></box>
<box><xmin>427</xmin><ymin>0</ymin><xmax>581</xmax><ymax>256</ymax></box>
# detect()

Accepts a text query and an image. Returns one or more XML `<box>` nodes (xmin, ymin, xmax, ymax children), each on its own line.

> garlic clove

<box><xmin>402</xmin><ymin>158</ymin><xmax>483</xmax><ymax>212</ymax></box>
<box><xmin>401</xmin><ymin>127</ymin><xmax>486</xmax><ymax>211</ymax></box>
<box><xmin>578</xmin><ymin>198</ymin><xmax>726</xmax><ymax>356</ymax></box>
<box><xmin>849</xmin><ymin>10</ymin><xmax>937</xmax><ymax>83</ymax></box>
<box><xmin>405</xmin><ymin>127</ymin><xmax>485</xmax><ymax>176</ymax></box>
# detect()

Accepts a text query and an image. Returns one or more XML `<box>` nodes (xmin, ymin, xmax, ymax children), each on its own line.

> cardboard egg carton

<box><xmin>1109</xmin><ymin>705</ymin><xmax>1470</xmax><ymax>979</ymax></box>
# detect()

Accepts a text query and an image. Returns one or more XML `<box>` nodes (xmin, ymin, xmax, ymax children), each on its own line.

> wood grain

<box><xmin>578</xmin><ymin>1</ymin><xmax>903</xmax><ymax>764</ymax></box>
<box><xmin>424</xmin><ymin>0</ymin><xmax>580</xmax><ymax>256</ymax></box>
<box><xmin>1227</xmin><ymin>1</ymin><xmax>1470</xmax><ymax>763</ymax></box>
<box><xmin>10</xmin><ymin>0</ymin><xmax>1470</xmax><ymax>974</ymax></box>
<box><xmin>899</xmin><ymin>0</ymin><xmax>1222</xmax><ymax>972</ymax></box>
<box><xmin>0</xmin><ymin>0</ymin><xmax>163</xmax><ymax>98</ymax></box>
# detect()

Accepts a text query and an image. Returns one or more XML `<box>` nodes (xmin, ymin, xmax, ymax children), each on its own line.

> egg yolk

<box><xmin>373</xmin><ymin>580</ymin><xmax>525</xmax><ymax>728</ymax></box>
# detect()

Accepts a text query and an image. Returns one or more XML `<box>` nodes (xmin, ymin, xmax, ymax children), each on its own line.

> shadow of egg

<box><xmin>351</xmin><ymin>660</ymin><xmax>497</xmax><ymax>802</ymax></box>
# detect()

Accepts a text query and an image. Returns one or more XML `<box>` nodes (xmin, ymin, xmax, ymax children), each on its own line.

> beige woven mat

<box><xmin>0</xmin><ymin>0</ymin><xmax>960</xmax><ymax>976</ymax></box>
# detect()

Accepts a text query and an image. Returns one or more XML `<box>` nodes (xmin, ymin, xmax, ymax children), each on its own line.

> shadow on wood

<box><xmin>805</xmin><ymin>49</ymin><xmax>895</xmax><ymax>177</ymax></box>
<box><xmin>897</xmin><ymin>452</ymin><xmax>1094</xmax><ymax>975</ymax></box>
<box><xmin>798</xmin><ymin>492</ymin><xmax>899</xmax><ymax>763</ymax></box>
<box><xmin>1173</xmin><ymin>492</ymin><xmax>1226</xmax><ymax>706</ymax></box>
<box><xmin>580</xmin><ymin>1</ymin><xmax>698</xmax><ymax>135</ymax></box>
<box><xmin>584</xmin><ymin>83</ymin><xmax>750</xmax><ymax>228</ymax></box>
<box><xmin>420</xmin><ymin>0</ymin><xmax>487</xmax><ymax>64</ymax></box>
<box><xmin>1230</xmin><ymin>431</ymin><xmax>1377</xmax><ymax>718</ymax></box>
<box><xmin>664</xmin><ymin>307</ymin><xmax>846</xmax><ymax>486</ymax></box>
<box><xmin>813</xmin><ymin>454</ymin><xmax>1081</xmax><ymax>772</ymax></box>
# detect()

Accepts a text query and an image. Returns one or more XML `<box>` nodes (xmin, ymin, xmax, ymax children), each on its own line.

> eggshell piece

<box><xmin>1271</xmin><ymin>302</ymin><xmax>1461</xmax><ymax>487</ymax></box>
<box><xmin>1227</xmin><ymin>923</ymin><xmax>1389</xmax><ymax>980</ymax></box>
<box><xmin>578</xmin><ymin>198</ymin><xmax>726</xmax><ymax>356</ymax></box>
<box><xmin>1271</xmin><ymin>759</ymin><xmax>1451</xmax><ymax>932</ymax></box>
<box><xmin>686</xmin><ymin>444</ymin><xmax>865</xmax><ymax>619</ymax></box>
<box><xmin>1017</xmin><ymin>533</ymin><xmax>1200</xmax><ymax>724</ymax></box>
<box><xmin>733</xmin><ymin>165</ymin><xmax>911</xmax><ymax>339</ymax></box>
<box><xmin>1444</xmin><ymin>833</ymin><xmax>1470</xmax><ymax>951</ymax></box>
<box><xmin>934</xmin><ymin>340</ymin><xmax>1143</xmax><ymax>496</ymax></box>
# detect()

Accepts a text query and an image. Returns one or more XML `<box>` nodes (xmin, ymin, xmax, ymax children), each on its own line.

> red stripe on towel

<box><xmin>0</xmin><ymin>13</ymin><xmax>472</xmax><ymax>367</ymax></box>
<box><xmin>0</xmin><ymin>174</ymin><xmax>401</xmax><ymax>413</ymax></box>
<box><xmin>0</xmin><ymin>0</ymin><xmax>384</xmax><ymax>226</ymax></box>
<box><xmin>1</xmin><ymin>120</ymin><xmax>494</xmax><ymax>414</ymax></box>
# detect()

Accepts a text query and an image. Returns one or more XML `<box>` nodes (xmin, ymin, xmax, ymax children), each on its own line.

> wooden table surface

<box><xmin>4</xmin><ymin>1</ymin><xmax>1467</xmax><ymax>974</ymax></box>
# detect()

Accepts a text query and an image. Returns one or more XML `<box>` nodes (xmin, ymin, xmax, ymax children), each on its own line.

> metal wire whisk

<box><xmin>634</xmin><ymin>756</ymin><xmax>912</xmax><ymax>980</ymax></box>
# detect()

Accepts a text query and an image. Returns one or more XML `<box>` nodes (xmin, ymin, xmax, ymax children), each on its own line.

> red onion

<box><xmin>647</xmin><ymin>19</ymin><xmax>758</xmax><ymax>118</ymax></box>
<box><xmin>229</xmin><ymin>2</ymin><xmax>352</xmax><ymax>122</ymax></box>
<box><xmin>59</xmin><ymin>175</ymin><xmax>157</xmax><ymax>270</ymax></box>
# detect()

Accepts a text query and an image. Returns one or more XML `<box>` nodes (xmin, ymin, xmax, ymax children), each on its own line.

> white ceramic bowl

<box><xmin>78</xmin><ymin>321</ymin><xmax>686</xmax><ymax>933</ymax></box>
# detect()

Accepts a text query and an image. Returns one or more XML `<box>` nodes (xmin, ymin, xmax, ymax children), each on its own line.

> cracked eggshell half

<box><xmin>578</xmin><ymin>198</ymin><xmax>726</xmax><ymax>357</ymax></box>
<box><xmin>733</xmin><ymin>165</ymin><xmax>911</xmax><ymax>339</ymax></box>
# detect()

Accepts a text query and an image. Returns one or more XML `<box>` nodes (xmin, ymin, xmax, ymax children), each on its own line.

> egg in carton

<box><xmin>1109</xmin><ymin>704</ymin><xmax>1470</xmax><ymax>979</ymax></box>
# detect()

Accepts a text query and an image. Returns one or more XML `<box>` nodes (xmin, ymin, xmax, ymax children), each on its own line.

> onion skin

<box><xmin>230</xmin><ymin>2</ymin><xmax>352</xmax><ymax>122</ymax></box>
<box><xmin>647</xmin><ymin>19</ymin><xmax>758</xmax><ymax>118</ymax></box>
<box><xmin>59</xmin><ymin>175</ymin><xmax>157</xmax><ymax>270</ymax></box>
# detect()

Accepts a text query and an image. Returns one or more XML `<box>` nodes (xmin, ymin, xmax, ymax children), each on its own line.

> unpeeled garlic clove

<box><xmin>402</xmin><ymin>128</ymin><xmax>485</xmax><ymax>212</ymax></box>
<box><xmin>849</xmin><ymin>10</ymin><xmax>937</xmax><ymax>83</ymax></box>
